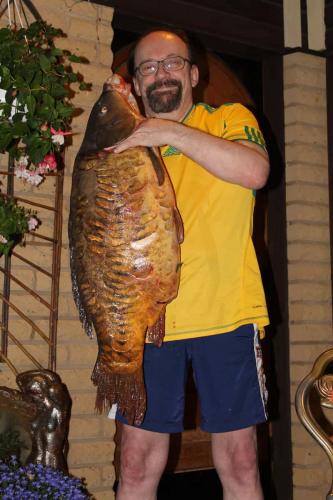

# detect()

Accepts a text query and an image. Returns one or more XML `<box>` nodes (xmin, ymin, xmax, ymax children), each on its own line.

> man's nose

<box><xmin>155</xmin><ymin>61</ymin><xmax>169</xmax><ymax>76</ymax></box>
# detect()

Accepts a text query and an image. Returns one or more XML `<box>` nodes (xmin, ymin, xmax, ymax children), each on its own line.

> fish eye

<box><xmin>100</xmin><ymin>106</ymin><xmax>108</xmax><ymax>114</ymax></box>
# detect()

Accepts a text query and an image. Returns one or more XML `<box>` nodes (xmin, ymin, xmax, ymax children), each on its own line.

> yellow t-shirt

<box><xmin>160</xmin><ymin>102</ymin><xmax>269</xmax><ymax>341</ymax></box>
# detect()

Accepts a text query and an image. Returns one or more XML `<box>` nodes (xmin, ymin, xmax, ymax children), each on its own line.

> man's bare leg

<box><xmin>116</xmin><ymin>423</ymin><xmax>170</xmax><ymax>500</ymax></box>
<box><xmin>212</xmin><ymin>425</ymin><xmax>263</xmax><ymax>500</ymax></box>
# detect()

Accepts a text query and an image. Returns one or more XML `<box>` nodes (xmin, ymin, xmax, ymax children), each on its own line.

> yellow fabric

<box><xmin>160</xmin><ymin>102</ymin><xmax>269</xmax><ymax>341</ymax></box>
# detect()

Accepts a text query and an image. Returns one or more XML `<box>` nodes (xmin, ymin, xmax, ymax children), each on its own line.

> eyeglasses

<box><xmin>134</xmin><ymin>56</ymin><xmax>191</xmax><ymax>76</ymax></box>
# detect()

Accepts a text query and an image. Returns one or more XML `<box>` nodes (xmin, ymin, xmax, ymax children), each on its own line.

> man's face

<box><xmin>133</xmin><ymin>32</ymin><xmax>198</xmax><ymax>117</ymax></box>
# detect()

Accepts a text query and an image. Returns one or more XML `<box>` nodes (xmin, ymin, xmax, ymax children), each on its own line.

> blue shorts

<box><xmin>116</xmin><ymin>324</ymin><xmax>268</xmax><ymax>433</ymax></box>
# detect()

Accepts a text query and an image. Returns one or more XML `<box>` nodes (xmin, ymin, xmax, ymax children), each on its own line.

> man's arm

<box><xmin>112</xmin><ymin>118</ymin><xmax>269</xmax><ymax>190</ymax></box>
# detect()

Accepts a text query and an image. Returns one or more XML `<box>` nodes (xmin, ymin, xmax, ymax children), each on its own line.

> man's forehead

<box><xmin>135</xmin><ymin>32</ymin><xmax>188</xmax><ymax>63</ymax></box>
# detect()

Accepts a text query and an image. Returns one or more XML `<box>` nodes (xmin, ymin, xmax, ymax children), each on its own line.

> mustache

<box><xmin>146</xmin><ymin>79</ymin><xmax>181</xmax><ymax>97</ymax></box>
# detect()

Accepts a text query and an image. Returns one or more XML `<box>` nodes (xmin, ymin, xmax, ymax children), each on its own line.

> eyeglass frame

<box><xmin>134</xmin><ymin>55</ymin><xmax>192</xmax><ymax>77</ymax></box>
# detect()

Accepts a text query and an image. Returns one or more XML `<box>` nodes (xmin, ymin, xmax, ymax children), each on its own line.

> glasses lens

<box><xmin>163</xmin><ymin>56</ymin><xmax>185</xmax><ymax>71</ymax></box>
<box><xmin>139</xmin><ymin>61</ymin><xmax>158</xmax><ymax>75</ymax></box>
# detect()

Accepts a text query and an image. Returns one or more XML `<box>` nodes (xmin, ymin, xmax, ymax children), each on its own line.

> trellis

<box><xmin>0</xmin><ymin>0</ymin><xmax>63</xmax><ymax>375</ymax></box>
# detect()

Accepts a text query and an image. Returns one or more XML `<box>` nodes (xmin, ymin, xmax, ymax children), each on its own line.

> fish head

<box><xmin>78</xmin><ymin>83</ymin><xmax>139</xmax><ymax>157</ymax></box>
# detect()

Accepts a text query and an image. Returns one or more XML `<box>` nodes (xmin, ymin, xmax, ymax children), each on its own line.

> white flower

<box><xmin>0</xmin><ymin>234</ymin><xmax>8</xmax><ymax>244</ymax></box>
<box><xmin>16</xmin><ymin>155</ymin><xmax>29</xmax><ymax>167</ymax></box>
<box><xmin>52</xmin><ymin>133</ymin><xmax>65</xmax><ymax>146</ymax></box>
<box><xmin>27</xmin><ymin>173</ymin><xmax>43</xmax><ymax>186</ymax></box>
<box><xmin>28</xmin><ymin>217</ymin><xmax>38</xmax><ymax>231</ymax></box>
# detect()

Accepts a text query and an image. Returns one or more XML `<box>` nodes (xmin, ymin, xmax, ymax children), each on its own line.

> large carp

<box><xmin>69</xmin><ymin>75</ymin><xmax>183</xmax><ymax>424</ymax></box>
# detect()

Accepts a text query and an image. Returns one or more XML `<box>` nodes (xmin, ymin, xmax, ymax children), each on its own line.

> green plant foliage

<box><xmin>0</xmin><ymin>196</ymin><xmax>38</xmax><ymax>255</ymax></box>
<box><xmin>0</xmin><ymin>429</ymin><xmax>24</xmax><ymax>463</ymax></box>
<box><xmin>0</xmin><ymin>20</ymin><xmax>91</xmax><ymax>165</ymax></box>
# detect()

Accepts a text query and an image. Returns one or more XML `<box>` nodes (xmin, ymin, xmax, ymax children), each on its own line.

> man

<box><xmin>113</xmin><ymin>29</ymin><xmax>270</xmax><ymax>500</ymax></box>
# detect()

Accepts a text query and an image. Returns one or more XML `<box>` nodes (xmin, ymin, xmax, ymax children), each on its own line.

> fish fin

<box><xmin>173</xmin><ymin>207</ymin><xmax>184</xmax><ymax>244</ymax></box>
<box><xmin>92</xmin><ymin>361</ymin><xmax>146</xmax><ymax>425</ymax></box>
<box><xmin>146</xmin><ymin>313</ymin><xmax>165</xmax><ymax>347</ymax></box>
<box><xmin>147</xmin><ymin>147</ymin><xmax>165</xmax><ymax>186</ymax></box>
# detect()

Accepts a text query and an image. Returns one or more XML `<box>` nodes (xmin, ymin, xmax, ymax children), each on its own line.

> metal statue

<box><xmin>296</xmin><ymin>348</ymin><xmax>333</xmax><ymax>500</ymax></box>
<box><xmin>0</xmin><ymin>369</ymin><xmax>71</xmax><ymax>473</ymax></box>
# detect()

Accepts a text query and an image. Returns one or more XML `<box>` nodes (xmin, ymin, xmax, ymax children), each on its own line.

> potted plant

<box><xmin>0</xmin><ymin>456</ymin><xmax>92</xmax><ymax>499</ymax></box>
<box><xmin>0</xmin><ymin>20</ymin><xmax>90</xmax><ymax>185</ymax></box>
<box><xmin>0</xmin><ymin>196</ymin><xmax>38</xmax><ymax>256</ymax></box>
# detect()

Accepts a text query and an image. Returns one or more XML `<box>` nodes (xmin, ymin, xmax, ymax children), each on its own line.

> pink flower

<box><xmin>37</xmin><ymin>153</ymin><xmax>57</xmax><ymax>172</ymax></box>
<box><xmin>51</xmin><ymin>127</ymin><xmax>71</xmax><ymax>146</ymax></box>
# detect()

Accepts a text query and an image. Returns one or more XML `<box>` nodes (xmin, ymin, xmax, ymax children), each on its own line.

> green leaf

<box><xmin>39</xmin><ymin>54</ymin><xmax>51</xmax><ymax>73</ymax></box>
<box><xmin>68</xmin><ymin>54</ymin><xmax>82</xmax><ymax>63</ymax></box>
<box><xmin>0</xmin><ymin>66</ymin><xmax>11</xmax><ymax>89</ymax></box>
<box><xmin>50</xmin><ymin>83</ymin><xmax>67</xmax><ymax>98</ymax></box>
<box><xmin>30</xmin><ymin>70</ymin><xmax>42</xmax><ymax>90</ymax></box>
<box><xmin>26</xmin><ymin>95</ymin><xmax>36</xmax><ymax>115</ymax></box>
<box><xmin>50</xmin><ymin>48</ymin><xmax>63</xmax><ymax>57</ymax></box>
<box><xmin>79</xmin><ymin>82</ymin><xmax>91</xmax><ymax>91</ymax></box>
<box><xmin>11</xmin><ymin>122</ymin><xmax>29</xmax><ymax>138</ymax></box>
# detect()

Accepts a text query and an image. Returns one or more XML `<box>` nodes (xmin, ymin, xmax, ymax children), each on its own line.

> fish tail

<box><xmin>91</xmin><ymin>359</ymin><xmax>146</xmax><ymax>425</ymax></box>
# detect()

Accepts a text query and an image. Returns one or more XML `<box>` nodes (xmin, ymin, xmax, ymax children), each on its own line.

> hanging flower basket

<box><xmin>0</xmin><ymin>196</ymin><xmax>38</xmax><ymax>256</ymax></box>
<box><xmin>0</xmin><ymin>20</ymin><xmax>90</xmax><ymax>186</ymax></box>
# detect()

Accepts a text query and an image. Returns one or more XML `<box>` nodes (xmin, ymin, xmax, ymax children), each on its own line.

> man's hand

<box><xmin>108</xmin><ymin>118</ymin><xmax>174</xmax><ymax>153</ymax></box>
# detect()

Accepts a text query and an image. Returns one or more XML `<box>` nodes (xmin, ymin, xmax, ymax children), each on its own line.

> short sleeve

<box><xmin>220</xmin><ymin>103</ymin><xmax>266</xmax><ymax>150</ymax></box>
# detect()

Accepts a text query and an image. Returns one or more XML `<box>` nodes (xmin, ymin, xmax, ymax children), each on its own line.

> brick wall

<box><xmin>284</xmin><ymin>52</ymin><xmax>333</xmax><ymax>499</ymax></box>
<box><xmin>0</xmin><ymin>2</ymin><xmax>116</xmax><ymax>498</ymax></box>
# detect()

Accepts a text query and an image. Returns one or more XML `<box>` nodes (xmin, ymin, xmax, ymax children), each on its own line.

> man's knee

<box><xmin>212</xmin><ymin>427</ymin><xmax>259</xmax><ymax>483</ymax></box>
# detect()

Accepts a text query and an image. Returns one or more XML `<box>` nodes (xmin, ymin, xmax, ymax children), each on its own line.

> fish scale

<box><xmin>69</xmin><ymin>78</ymin><xmax>183</xmax><ymax>424</ymax></box>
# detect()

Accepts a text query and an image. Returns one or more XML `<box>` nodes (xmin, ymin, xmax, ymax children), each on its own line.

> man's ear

<box><xmin>190</xmin><ymin>64</ymin><xmax>199</xmax><ymax>88</ymax></box>
<box><xmin>133</xmin><ymin>76</ymin><xmax>142</xmax><ymax>96</ymax></box>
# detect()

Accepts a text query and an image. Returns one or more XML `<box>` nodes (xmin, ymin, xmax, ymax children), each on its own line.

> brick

<box><xmin>293</xmin><ymin>466</ymin><xmax>328</xmax><ymax>487</ymax></box>
<box><xmin>98</xmin><ymin>42</ymin><xmax>114</xmax><ymax>67</ymax></box>
<box><xmin>288</xmin><ymin>261</ymin><xmax>331</xmax><ymax>281</ymax></box>
<box><xmin>285</xmin><ymin>104</ymin><xmax>326</xmax><ymax>127</ymax></box>
<box><xmin>68</xmin><ymin>465</ymin><xmax>102</xmax><ymax>489</ymax></box>
<box><xmin>89</xmin><ymin>488</ymin><xmax>115</xmax><ymax>500</ymax></box>
<box><xmin>286</xmin><ymin>183</ymin><xmax>329</xmax><ymax>205</ymax></box>
<box><xmin>102</xmin><ymin>418</ymin><xmax>116</xmax><ymax>439</ymax></box>
<box><xmin>13</xmin><ymin>244</ymin><xmax>53</xmax><ymax>270</ymax></box>
<box><xmin>70</xmin><ymin>391</ymin><xmax>97</xmax><ymax>415</ymax></box>
<box><xmin>289</xmin><ymin>323</ymin><xmax>333</xmax><ymax>342</ymax></box>
<box><xmin>287</xmin><ymin>241</ymin><xmax>330</xmax><ymax>261</ymax></box>
<box><xmin>285</xmin><ymin>123</ymin><xmax>327</xmax><ymax>148</ymax></box>
<box><xmin>71</xmin><ymin>62</ymin><xmax>112</xmax><ymax>87</ymax></box>
<box><xmin>7</xmin><ymin>343</ymin><xmax>49</xmax><ymax>367</ymax></box>
<box><xmin>287</xmin><ymin>222</ymin><xmax>330</xmax><ymax>245</ymax></box>
<box><xmin>69</xmin><ymin>415</ymin><xmax>102</xmax><ymax>439</ymax></box>
<box><xmin>293</xmin><ymin>487</ymin><xmax>327</xmax><ymax>500</ymax></box>
<box><xmin>286</xmin><ymin>203</ymin><xmax>329</xmax><ymax>224</ymax></box>
<box><xmin>69</xmin><ymin>0</ymin><xmax>100</xmax><ymax>19</ymax></box>
<box><xmin>57</xmin><ymin>319</ymin><xmax>88</xmax><ymax>341</ymax></box>
<box><xmin>9</xmin><ymin>269</ymin><xmax>35</xmax><ymax>291</ymax></box>
<box><xmin>284</xmin><ymin>52</ymin><xmax>326</xmax><ymax>71</ymax></box>
<box><xmin>101</xmin><ymin>463</ymin><xmax>116</xmax><ymax>487</ymax></box>
<box><xmin>290</xmin><ymin>363</ymin><xmax>316</xmax><ymax>383</ymax></box>
<box><xmin>284</xmin><ymin>86</ymin><xmax>326</xmax><ymax>108</ymax></box>
<box><xmin>289</xmin><ymin>282</ymin><xmax>331</xmax><ymax>301</ymax></box>
<box><xmin>63</xmin><ymin>342</ymin><xmax>96</xmax><ymax>365</ymax></box>
<box><xmin>285</xmin><ymin>163</ymin><xmax>328</xmax><ymax>185</ymax></box>
<box><xmin>289</xmin><ymin>303</ymin><xmax>332</xmax><ymax>322</ymax></box>
<box><xmin>0</xmin><ymin>369</ymin><xmax>17</xmax><ymax>389</ymax></box>
<box><xmin>57</xmin><ymin>368</ymin><xmax>94</xmax><ymax>390</ymax></box>
<box><xmin>69</xmin><ymin>18</ymin><xmax>102</xmax><ymax>41</ymax></box>
<box><xmin>68</xmin><ymin>439</ymin><xmax>114</xmax><ymax>465</ymax></box>
<box><xmin>284</xmin><ymin>65</ymin><xmax>326</xmax><ymax>89</ymax></box>
<box><xmin>285</xmin><ymin>143</ymin><xmax>328</xmax><ymax>165</ymax></box>
<box><xmin>290</xmin><ymin>343</ymin><xmax>331</xmax><ymax>363</ymax></box>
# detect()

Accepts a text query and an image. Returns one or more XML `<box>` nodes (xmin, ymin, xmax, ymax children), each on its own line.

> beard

<box><xmin>146</xmin><ymin>78</ymin><xmax>183</xmax><ymax>113</ymax></box>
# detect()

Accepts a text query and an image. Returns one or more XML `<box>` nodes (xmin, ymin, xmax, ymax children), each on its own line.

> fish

<box><xmin>68</xmin><ymin>74</ymin><xmax>183</xmax><ymax>424</ymax></box>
